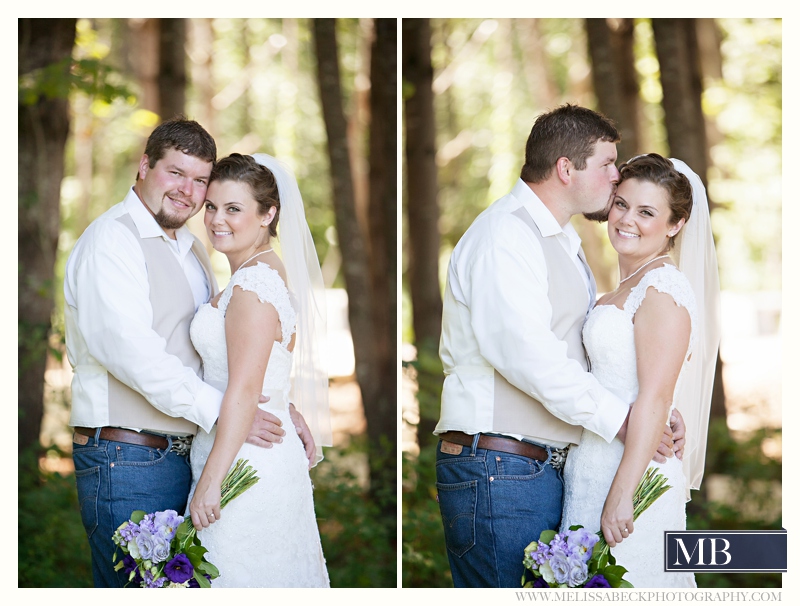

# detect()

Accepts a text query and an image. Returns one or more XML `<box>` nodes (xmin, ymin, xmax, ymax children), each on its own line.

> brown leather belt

<box><xmin>439</xmin><ymin>431</ymin><xmax>549</xmax><ymax>462</ymax></box>
<box><xmin>73</xmin><ymin>426</ymin><xmax>191</xmax><ymax>454</ymax></box>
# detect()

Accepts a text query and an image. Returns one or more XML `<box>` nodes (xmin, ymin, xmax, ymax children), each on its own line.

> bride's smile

<box><xmin>203</xmin><ymin>179</ymin><xmax>276</xmax><ymax>270</ymax></box>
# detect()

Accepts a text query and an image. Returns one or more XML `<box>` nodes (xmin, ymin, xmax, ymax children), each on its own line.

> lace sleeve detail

<box><xmin>623</xmin><ymin>265</ymin><xmax>698</xmax><ymax>354</ymax></box>
<box><xmin>219</xmin><ymin>262</ymin><xmax>297</xmax><ymax>348</ymax></box>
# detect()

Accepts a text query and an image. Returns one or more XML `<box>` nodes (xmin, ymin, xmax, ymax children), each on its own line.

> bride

<box><xmin>559</xmin><ymin>154</ymin><xmax>720</xmax><ymax>587</ymax></box>
<box><xmin>186</xmin><ymin>153</ymin><xmax>332</xmax><ymax>587</ymax></box>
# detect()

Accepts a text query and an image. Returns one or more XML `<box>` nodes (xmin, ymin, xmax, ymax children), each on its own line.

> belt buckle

<box><xmin>549</xmin><ymin>446</ymin><xmax>569</xmax><ymax>471</ymax></box>
<box><xmin>170</xmin><ymin>435</ymin><xmax>193</xmax><ymax>456</ymax></box>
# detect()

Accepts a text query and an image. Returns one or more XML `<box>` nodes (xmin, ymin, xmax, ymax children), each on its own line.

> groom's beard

<box><xmin>154</xmin><ymin>192</ymin><xmax>195</xmax><ymax>230</ymax></box>
<box><xmin>154</xmin><ymin>208</ymin><xmax>191</xmax><ymax>230</ymax></box>
<box><xmin>583</xmin><ymin>198</ymin><xmax>614</xmax><ymax>223</ymax></box>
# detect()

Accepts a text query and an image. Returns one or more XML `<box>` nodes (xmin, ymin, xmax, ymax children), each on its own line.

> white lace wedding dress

<box><xmin>560</xmin><ymin>265</ymin><xmax>697</xmax><ymax>588</ymax></box>
<box><xmin>187</xmin><ymin>262</ymin><xmax>329</xmax><ymax>588</ymax></box>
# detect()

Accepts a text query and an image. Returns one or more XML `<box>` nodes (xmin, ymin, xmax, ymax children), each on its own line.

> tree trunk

<box><xmin>158</xmin><ymin>18</ymin><xmax>187</xmax><ymax>120</ymax></box>
<box><xmin>128</xmin><ymin>19</ymin><xmax>160</xmax><ymax>114</ymax></box>
<box><xmin>367</xmin><ymin>17</ymin><xmax>398</xmax><ymax>510</ymax></box>
<box><xmin>402</xmin><ymin>19</ymin><xmax>443</xmax><ymax>448</ymax></box>
<box><xmin>652</xmin><ymin>19</ymin><xmax>709</xmax><ymax>186</ymax></box>
<box><xmin>585</xmin><ymin>18</ymin><xmax>640</xmax><ymax>163</ymax></box>
<box><xmin>187</xmin><ymin>18</ymin><xmax>216</xmax><ymax>136</ymax></box>
<box><xmin>312</xmin><ymin>19</ymin><xmax>388</xmax><ymax>506</ymax></box>
<box><xmin>18</xmin><ymin>18</ymin><xmax>77</xmax><ymax>454</ymax></box>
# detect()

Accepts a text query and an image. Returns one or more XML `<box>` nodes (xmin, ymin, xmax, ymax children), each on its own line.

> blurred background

<box><xmin>19</xmin><ymin>17</ymin><xmax>396</xmax><ymax>587</ymax></box>
<box><xmin>401</xmin><ymin>18</ymin><xmax>781</xmax><ymax>588</ymax></box>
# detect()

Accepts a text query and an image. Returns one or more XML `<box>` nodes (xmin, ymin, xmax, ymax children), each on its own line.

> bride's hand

<box><xmin>189</xmin><ymin>478</ymin><xmax>222</xmax><ymax>529</ymax></box>
<box><xmin>600</xmin><ymin>488</ymin><xmax>634</xmax><ymax>547</ymax></box>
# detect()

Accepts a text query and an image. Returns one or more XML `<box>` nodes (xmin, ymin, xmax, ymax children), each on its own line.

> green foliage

<box><xmin>402</xmin><ymin>443</ymin><xmax>451</xmax><ymax>587</ymax></box>
<box><xmin>19</xmin><ymin>58</ymin><xmax>134</xmax><ymax>106</ymax></box>
<box><xmin>688</xmin><ymin>419</ymin><xmax>782</xmax><ymax>588</ymax></box>
<box><xmin>18</xmin><ymin>446</ymin><xmax>92</xmax><ymax>587</ymax></box>
<box><xmin>311</xmin><ymin>438</ymin><xmax>396</xmax><ymax>587</ymax></box>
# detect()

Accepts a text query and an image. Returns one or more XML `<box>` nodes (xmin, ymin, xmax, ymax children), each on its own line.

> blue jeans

<box><xmin>72</xmin><ymin>429</ymin><xmax>192</xmax><ymax>587</ymax></box>
<box><xmin>435</xmin><ymin>435</ymin><xmax>563</xmax><ymax>588</ymax></box>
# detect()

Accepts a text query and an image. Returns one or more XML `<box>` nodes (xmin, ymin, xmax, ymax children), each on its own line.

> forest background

<box><xmin>18</xmin><ymin>17</ymin><xmax>397</xmax><ymax>588</ymax></box>
<box><xmin>402</xmin><ymin>18</ymin><xmax>784</xmax><ymax>589</ymax></box>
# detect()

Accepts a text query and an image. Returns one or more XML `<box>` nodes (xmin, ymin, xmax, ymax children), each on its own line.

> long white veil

<box><xmin>669</xmin><ymin>158</ymin><xmax>722</xmax><ymax>501</ymax></box>
<box><xmin>252</xmin><ymin>153</ymin><xmax>332</xmax><ymax>465</ymax></box>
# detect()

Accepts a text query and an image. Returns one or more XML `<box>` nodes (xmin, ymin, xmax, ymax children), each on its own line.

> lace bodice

<box><xmin>559</xmin><ymin>264</ymin><xmax>697</xmax><ymax>588</ymax></box>
<box><xmin>190</xmin><ymin>262</ymin><xmax>297</xmax><ymax>402</ymax></box>
<box><xmin>582</xmin><ymin>264</ymin><xmax>697</xmax><ymax>405</ymax></box>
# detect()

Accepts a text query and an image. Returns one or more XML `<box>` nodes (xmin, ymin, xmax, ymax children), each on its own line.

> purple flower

<box><xmin>143</xmin><ymin>568</ymin><xmax>167</xmax><ymax>588</ymax></box>
<box><xmin>139</xmin><ymin>513</ymin><xmax>157</xmax><ymax>535</ymax></box>
<box><xmin>567</xmin><ymin>528</ymin><xmax>599</xmax><ymax>562</ymax></box>
<box><xmin>585</xmin><ymin>574</ymin><xmax>611</xmax><ymax>588</ymax></box>
<box><xmin>188</xmin><ymin>574</ymin><xmax>212</xmax><ymax>588</ymax></box>
<box><xmin>121</xmin><ymin>554</ymin><xmax>137</xmax><ymax>575</ymax></box>
<box><xmin>135</xmin><ymin>528</ymin><xmax>157</xmax><ymax>561</ymax></box>
<box><xmin>532</xmin><ymin>541</ymin><xmax>552</xmax><ymax>567</ymax></box>
<box><xmin>550</xmin><ymin>554</ymin><xmax>570</xmax><ymax>585</ymax></box>
<box><xmin>566</xmin><ymin>556</ymin><xmax>589</xmax><ymax>587</ymax></box>
<box><xmin>151</xmin><ymin>534</ymin><xmax>171</xmax><ymax>563</ymax></box>
<box><xmin>118</xmin><ymin>521</ymin><xmax>141</xmax><ymax>546</ymax></box>
<box><xmin>164</xmin><ymin>554</ymin><xmax>194</xmax><ymax>584</ymax></box>
<box><xmin>154</xmin><ymin>510</ymin><xmax>183</xmax><ymax>541</ymax></box>
<box><xmin>532</xmin><ymin>576</ymin><xmax>550</xmax><ymax>588</ymax></box>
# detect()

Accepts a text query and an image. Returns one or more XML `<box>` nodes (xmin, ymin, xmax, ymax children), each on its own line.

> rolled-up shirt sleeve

<box><xmin>68</xmin><ymin>224</ymin><xmax>221</xmax><ymax>432</ymax></box>
<box><xmin>460</xmin><ymin>221</ymin><xmax>629</xmax><ymax>442</ymax></box>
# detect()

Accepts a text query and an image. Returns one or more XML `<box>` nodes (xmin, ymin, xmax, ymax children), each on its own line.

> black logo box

<box><xmin>664</xmin><ymin>530</ymin><xmax>786</xmax><ymax>573</ymax></box>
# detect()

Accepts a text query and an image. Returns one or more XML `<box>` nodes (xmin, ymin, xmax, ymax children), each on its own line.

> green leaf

<box><xmin>130</xmin><ymin>510</ymin><xmax>146</xmax><ymax>524</ymax></box>
<box><xmin>538</xmin><ymin>529</ymin><xmax>557</xmax><ymax>544</ymax></box>
<box><xmin>197</xmin><ymin>559</ymin><xmax>220</xmax><ymax>576</ymax></box>
<box><xmin>185</xmin><ymin>545</ymin><xmax>209</xmax><ymax>568</ymax></box>
<box><xmin>193</xmin><ymin>569</ymin><xmax>212</xmax><ymax>588</ymax></box>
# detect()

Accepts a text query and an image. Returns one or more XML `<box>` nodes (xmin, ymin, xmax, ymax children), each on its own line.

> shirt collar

<box><xmin>123</xmin><ymin>187</ymin><xmax>196</xmax><ymax>252</ymax></box>
<box><xmin>510</xmin><ymin>179</ymin><xmax>583</xmax><ymax>255</ymax></box>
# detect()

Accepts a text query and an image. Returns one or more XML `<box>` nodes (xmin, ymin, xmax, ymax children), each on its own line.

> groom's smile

<box><xmin>134</xmin><ymin>148</ymin><xmax>213</xmax><ymax>237</ymax></box>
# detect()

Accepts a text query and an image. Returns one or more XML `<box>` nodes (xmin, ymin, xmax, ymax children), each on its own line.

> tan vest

<box><xmin>491</xmin><ymin>208</ymin><xmax>595</xmax><ymax>445</ymax></box>
<box><xmin>106</xmin><ymin>214</ymin><xmax>217</xmax><ymax>434</ymax></box>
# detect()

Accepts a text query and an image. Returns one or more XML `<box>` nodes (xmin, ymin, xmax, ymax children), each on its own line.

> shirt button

<box><xmin>489</xmin><ymin>476</ymin><xmax>494</xmax><ymax>481</ymax></box>
<box><xmin>110</xmin><ymin>463</ymin><xmax>115</xmax><ymax>468</ymax></box>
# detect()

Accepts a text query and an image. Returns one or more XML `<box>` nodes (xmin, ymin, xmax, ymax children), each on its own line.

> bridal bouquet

<box><xmin>112</xmin><ymin>458</ymin><xmax>259</xmax><ymax>588</ymax></box>
<box><xmin>522</xmin><ymin>467</ymin><xmax>670</xmax><ymax>588</ymax></box>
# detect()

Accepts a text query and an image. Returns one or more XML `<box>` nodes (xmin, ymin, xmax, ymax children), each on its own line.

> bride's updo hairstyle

<box><xmin>618</xmin><ymin>153</ymin><xmax>693</xmax><ymax>250</ymax></box>
<box><xmin>209</xmin><ymin>153</ymin><xmax>281</xmax><ymax>238</ymax></box>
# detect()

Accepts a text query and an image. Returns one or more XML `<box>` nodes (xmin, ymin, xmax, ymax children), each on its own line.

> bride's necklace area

<box><xmin>235</xmin><ymin>248</ymin><xmax>273</xmax><ymax>274</ymax></box>
<box><xmin>617</xmin><ymin>254</ymin><xmax>670</xmax><ymax>288</ymax></box>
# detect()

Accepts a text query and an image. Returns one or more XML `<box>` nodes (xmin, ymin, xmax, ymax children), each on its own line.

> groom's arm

<box><xmin>67</xmin><ymin>226</ymin><xmax>221</xmax><ymax>432</ymax></box>
<box><xmin>460</xmin><ymin>226</ymin><xmax>629</xmax><ymax>442</ymax></box>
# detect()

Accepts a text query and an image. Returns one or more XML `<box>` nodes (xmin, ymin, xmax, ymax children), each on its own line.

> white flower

<box><xmin>539</xmin><ymin>561</ymin><xmax>556</xmax><ymax>584</ymax></box>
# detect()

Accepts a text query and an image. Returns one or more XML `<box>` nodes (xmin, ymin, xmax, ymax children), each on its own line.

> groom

<box><xmin>64</xmin><ymin>116</ymin><xmax>315</xmax><ymax>587</ymax></box>
<box><xmin>434</xmin><ymin>104</ymin><xmax>684</xmax><ymax>587</ymax></box>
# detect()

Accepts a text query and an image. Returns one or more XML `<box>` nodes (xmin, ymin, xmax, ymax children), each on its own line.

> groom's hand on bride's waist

<box><xmin>669</xmin><ymin>410</ymin><xmax>686</xmax><ymax>461</ymax></box>
<box><xmin>652</xmin><ymin>410</ymin><xmax>685</xmax><ymax>463</ymax></box>
<box><xmin>245</xmin><ymin>395</ymin><xmax>287</xmax><ymax>448</ymax></box>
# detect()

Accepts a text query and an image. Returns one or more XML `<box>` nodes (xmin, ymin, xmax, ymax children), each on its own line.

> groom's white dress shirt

<box><xmin>64</xmin><ymin>188</ymin><xmax>222</xmax><ymax>434</ymax></box>
<box><xmin>436</xmin><ymin>179</ymin><xmax>629</xmax><ymax>447</ymax></box>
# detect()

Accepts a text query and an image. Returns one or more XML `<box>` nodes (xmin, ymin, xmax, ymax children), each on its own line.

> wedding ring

<box><xmin>209</xmin><ymin>513</ymin><xmax>215</xmax><ymax>518</ymax></box>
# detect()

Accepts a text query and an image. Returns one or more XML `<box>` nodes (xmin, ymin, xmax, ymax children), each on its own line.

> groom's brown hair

<box><xmin>520</xmin><ymin>104</ymin><xmax>619</xmax><ymax>184</ymax></box>
<box><xmin>136</xmin><ymin>115</ymin><xmax>217</xmax><ymax>180</ymax></box>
